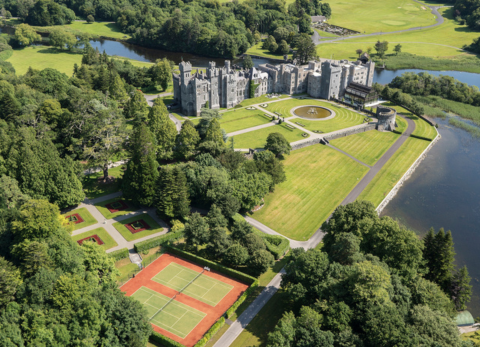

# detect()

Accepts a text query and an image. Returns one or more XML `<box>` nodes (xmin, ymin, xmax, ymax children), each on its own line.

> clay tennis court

<box><xmin>121</xmin><ymin>253</ymin><xmax>249</xmax><ymax>347</ymax></box>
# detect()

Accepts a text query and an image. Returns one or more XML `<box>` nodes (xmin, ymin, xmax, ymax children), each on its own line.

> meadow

<box><xmin>233</xmin><ymin>123</ymin><xmax>308</xmax><ymax>149</ymax></box>
<box><xmin>34</xmin><ymin>21</ymin><xmax>131</xmax><ymax>40</ymax></box>
<box><xmin>251</xmin><ymin>145</ymin><xmax>369</xmax><ymax>240</ymax></box>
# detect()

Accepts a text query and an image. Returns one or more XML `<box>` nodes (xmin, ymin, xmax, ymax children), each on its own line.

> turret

<box><xmin>179</xmin><ymin>61</ymin><xmax>192</xmax><ymax>86</ymax></box>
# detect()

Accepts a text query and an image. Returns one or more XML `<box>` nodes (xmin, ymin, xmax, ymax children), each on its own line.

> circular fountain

<box><xmin>291</xmin><ymin>105</ymin><xmax>335</xmax><ymax>120</ymax></box>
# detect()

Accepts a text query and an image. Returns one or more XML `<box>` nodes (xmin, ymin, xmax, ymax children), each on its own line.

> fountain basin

<box><xmin>291</xmin><ymin>105</ymin><xmax>335</xmax><ymax>120</ymax></box>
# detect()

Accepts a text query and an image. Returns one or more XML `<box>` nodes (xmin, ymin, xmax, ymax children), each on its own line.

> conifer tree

<box><xmin>206</xmin><ymin>204</ymin><xmax>228</xmax><ymax>229</ymax></box>
<box><xmin>109</xmin><ymin>74</ymin><xmax>128</xmax><ymax>104</ymax></box>
<box><xmin>176</xmin><ymin>120</ymin><xmax>200</xmax><ymax>159</ymax></box>
<box><xmin>204</xmin><ymin>118</ymin><xmax>225</xmax><ymax>146</ymax></box>
<box><xmin>424</xmin><ymin>228</ymin><xmax>456</xmax><ymax>291</ymax></box>
<box><xmin>122</xmin><ymin>124</ymin><xmax>159</xmax><ymax>206</ymax></box>
<box><xmin>155</xmin><ymin>167</ymin><xmax>175</xmax><ymax>219</ymax></box>
<box><xmin>125</xmin><ymin>90</ymin><xmax>148</xmax><ymax>124</ymax></box>
<box><xmin>450</xmin><ymin>266</ymin><xmax>472</xmax><ymax>310</ymax></box>
<box><xmin>148</xmin><ymin>102</ymin><xmax>177</xmax><ymax>160</ymax></box>
<box><xmin>172</xmin><ymin>167</ymin><xmax>190</xmax><ymax>220</ymax></box>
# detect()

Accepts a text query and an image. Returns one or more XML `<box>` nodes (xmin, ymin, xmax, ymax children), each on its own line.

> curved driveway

<box><xmin>214</xmin><ymin>114</ymin><xmax>417</xmax><ymax>347</ymax></box>
<box><xmin>313</xmin><ymin>2</ymin><xmax>451</xmax><ymax>45</ymax></box>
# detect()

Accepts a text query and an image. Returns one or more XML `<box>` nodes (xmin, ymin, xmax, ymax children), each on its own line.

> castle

<box><xmin>172</xmin><ymin>58</ymin><xmax>375</xmax><ymax>116</ymax></box>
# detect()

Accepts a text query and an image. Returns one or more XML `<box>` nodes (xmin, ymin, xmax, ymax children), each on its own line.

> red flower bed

<box><xmin>77</xmin><ymin>234</ymin><xmax>104</xmax><ymax>246</ymax></box>
<box><xmin>66</xmin><ymin>213</ymin><xmax>84</xmax><ymax>224</ymax></box>
<box><xmin>125</xmin><ymin>219</ymin><xmax>151</xmax><ymax>234</ymax></box>
<box><xmin>105</xmin><ymin>200</ymin><xmax>128</xmax><ymax>213</ymax></box>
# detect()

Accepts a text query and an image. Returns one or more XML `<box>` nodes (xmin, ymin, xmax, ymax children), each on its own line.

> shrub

<box><xmin>251</xmin><ymin>229</ymin><xmax>289</xmax><ymax>260</ymax></box>
<box><xmin>108</xmin><ymin>248</ymin><xmax>129</xmax><ymax>261</ymax></box>
<box><xmin>225</xmin><ymin>279</ymin><xmax>259</xmax><ymax>318</ymax></box>
<box><xmin>194</xmin><ymin>317</ymin><xmax>225</xmax><ymax>347</ymax></box>
<box><xmin>150</xmin><ymin>331</ymin><xmax>183</xmax><ymax>347</ymax></box>
<box><xmin>134</xmin><ymin>229</ymin><xmax>184</xmax><ymax>252</ymax></box>
<box><xmin>171</xmin><ymin>219</ymin><xmax>184</xmax><ymax>232</ymax></box>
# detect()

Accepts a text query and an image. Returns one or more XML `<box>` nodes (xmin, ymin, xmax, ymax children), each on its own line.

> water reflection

<box><xmin>374</xmin><ymin>69</ymin><xmax>480</xmax><ymax>89</ymax></box>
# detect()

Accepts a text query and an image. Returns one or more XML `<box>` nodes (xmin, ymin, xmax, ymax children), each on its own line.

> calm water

<box><xmin>382</xmin><ymin>118</ymin><xmax>480</xmax><ymax>316</ymax></box>
<box><xmin>374</xmin><ymin>68</ymin><xmax>480</xmax><ymax>89</ymax></box>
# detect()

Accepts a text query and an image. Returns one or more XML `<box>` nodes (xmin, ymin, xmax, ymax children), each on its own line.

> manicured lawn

<box><xmin>63</xmin><ymin>207</ymin><xmax>98</xmax><ymax>230</ymax></box>
<box><xmin>72</xmin><ymin>227</ymin><xmax>118</xmax><ymax>250</ymax></box>
<box><xmin>36</xmin><ymin>21</ymin><xmax>131</xmax><ymax>40</ymax></box>
<box><xmin>396</xmin><ymin>115</ymin><xmax>408</xmax><ymax>133</ymax></box>
<box><xmin>83</xmin><ymin>165</ymin><xmax>125</xmax><ymax>199</ymax></box>
<box><xmin>327</xmin><ymin>0</ymin><xmax>435</xmax><ymax>34</ymax></box>
<box><xmin>116</xmin><ymin>258</ymin><xmax>139</xmax><ymax>282</ymax></box>
<box><xmin>233</xmin><ymin>123</ymin><xmax>309</xmax><ymax>149</ymax></box>
<box><xmin>358</xmin><ymin>137</ymin><xmax>432</xmax><ymax>206</ymax></box>
<box><xmin>385</xmin><ymin>103</ymin><xmax>437</xmax><ymax>140</ymax></box>
<box><xmin>220</xmin><ymin>108</ymin><xmax>273</xmax><ymax>133</ymax></box>
<box><xmin>252</xmin><ymin>145</ymin><xmax>369</xmax><ymax>240</ymax></box>
<box><xmin>94</xmin><ymin>197</ymin><xmax>138</xmax><ymax>219</ymax></box>
<box><xmin>113</xmin><ymin>214</ymin><xmax>165</xmax><ymax>241</ymax></box>
<box><xmin>330</xmin><ymin>129</ymin><xmax>401</xmax><ymax>166</ymax></box>
<box><xmin>263</xmin><ymin>98</ymin><xmax>365</xmax><ymax>133</ymax></box>
<box><xmin>317</xmin><ymin>8</ymin><xmax>478</xmax><ymax>60</ymax></box>
<box><xmin>236</xmin><ymin>94</ymin><xmax>290</xmax><ymax>108</ymax></box>
<box><xmin>245</xmin><ymin>43</ymin><xmax>291</xmax><ymax>60</ymax></box>
<box><xmin>315</xmin><ymin>29</ymin><xmax>339</xmax><ymax>38</ymax></box>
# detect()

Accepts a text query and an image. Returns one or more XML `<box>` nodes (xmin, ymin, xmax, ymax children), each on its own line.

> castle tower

<box><xmin>365</xmin><ymin>60</ymin><xmax>375</xmax><ymax>87</ymax></box>
<box><xmin>179</xmin><ymin>61</ymin><xmax>192</xmax><ymax>86</ymax></box>
<box><xmin>225</xmin><ymin>60</ymin><xmax>231</xmax><ymax>73</ymax></box>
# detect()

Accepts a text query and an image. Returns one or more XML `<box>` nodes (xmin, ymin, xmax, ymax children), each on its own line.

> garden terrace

<box><xmin>76</xmin><ymin>234</ymin><xmax>104</xmax><ymax>246</ymax></box>
<box><xmin>95</xmin><ymin>198</ymin><xmax>138</xmax><ymax>219</ymax></box>
<box><xmin>72</xmin><ymin>227</ymin><xmax>118</xmax><ymax>250</ymax></box>
<box><xmin>62</xmin><ymin>207</ymin><xmax>97</xmax><ymax>230</ymax></box>
<box><xmin>112</xmin><ymin>214</ymin><xmax>165</xmax><ymax>241</ymax></box>
<box><xmin>219</xmin><ymin>107</ymin><xmax>273</xmax><ymax>133</ymax></box>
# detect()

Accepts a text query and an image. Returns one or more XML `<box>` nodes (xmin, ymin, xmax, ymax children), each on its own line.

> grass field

<box><xmin>237</xmin><ymin>94</ymin><xmax>290</xmax><ymax>108</ymax></box>
<box><xmin>113</xmin><ymin>214</ymin><xmax>165</xmax><ymax>241</ymax></box>
<box><xmin>327</xmin><ymin>0</ymin><xmax>435</xmax><ymax>34</ymax></box>
<box><xmin>64</xmin><ymin>207</ymin><xmax>97</xmax><ymax>230</ymax></box>
<box><xmin>317</xmin><ymin>8</ymin><xmax>478</xmax><ymax>61</ymax></box>
<box><xmin>233</xmin><ymin>123</ymin><xmax>309</xmax><ymax>149</ymax></box>
<box><xmin>330</xmin><ymin>129</ymin><xmax>401</xmax><ymax>166</ymax></box>
<box><xmin>132</xmin><ymin>286</ymin><xmax>206</xmax><ymax>339</ymax></box>
<box><xmin>358</xmin><ymin>136</ymin><xmax>432</xmax><ymax>206</ymax></box>
<box><xmin>220</xmin><ymin>108</ymin><xmax>273</xmax><ymax>133</ymax></box>
<box><xmin>263</xmin><ymin>99</ymin><xmax>365</xmax><ymax>133</ymax></box>
<box><xmin>244</xmin><ymin>43</ymin><xmax>291</xmax><ymax>60</ymax></box>
<box><xmin>94</xmin><ymin>197</ymin><xmax>138</xmax><ymax>219</ymax></box>
<box><xmin>152</xmin><ymin>263</ymin><xmax>233</xmax><ymax>306</ymax></box>
<box><xmin>83</xmin><ymin>165</ymin><xmax>125</xmax><ymax>199</ymax></box>
<box><xmin>34</xmin><ymin>21</ymin><xmax>130</xmax><ymax>40</ymax></box>
<box><xmin>252</xmin><ymin>145</ymin><xmax>369</xmax><ymax>240</ymax></box>
<box><xmin>384</xmin><ymin>102</ymin><xmax>437</xmax><ymax>139</ymax></box>
<box><xmin>72</xmin><ymin>227</ymin><xmax>118</xmax><ymax>250</ymax></box>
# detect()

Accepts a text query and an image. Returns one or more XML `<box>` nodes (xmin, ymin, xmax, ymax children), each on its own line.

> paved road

<box><xmin>312</xmin><ymin>2</ymin><xmax>451</xmax><ymax>45</ymax></box>
<box><xmin>215</xmin><ymin>115</ymin><xmax>417</xmax><ymax>347</ymax></box>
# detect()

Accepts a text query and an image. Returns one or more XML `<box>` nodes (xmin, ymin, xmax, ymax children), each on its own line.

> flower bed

<box><xmin>105</xmin><ymin>200</ymin><xmax>128</xmax><ymax>213</ymax></box>
<box><xmin>125</xmin><ymin>219</ymin><xmax>151</xmax><ymax>234</ymax></box>
<box><xmin>65</xmin><ymin>213</ymin><xmax>84</xmax><ymax>224</ymax></box>
<box><xmin>77</xmin><ymin>234</ymin><xmax>104</xmax><ymax>246</ymax></box>
<box><xmin>260</xmin><ymin>103</ymin><xmax>268</xmax><ymax>108</ymax></box>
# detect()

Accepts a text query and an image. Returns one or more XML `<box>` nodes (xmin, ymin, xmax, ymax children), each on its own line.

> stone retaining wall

<box><xmin>291</xmin><ymin>138</ymin><xmax>322</xmax><ymax>151</ymax></box>
<box><xmin>376</xmin><ymin>129</ymin><xmax>441</xmax><ymax>214</ymax></box>
<box><xmin>323</xmin><ymin>123</ymin><xmax>376</xmax><ymax>141</ymax></box>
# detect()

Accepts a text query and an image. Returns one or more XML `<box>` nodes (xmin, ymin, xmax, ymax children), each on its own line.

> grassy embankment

<box><xmin>251</xmin><ymin>145</ymin><xmax>369</xmax><ymax>240</ymax></box>
<box><xmin>233</xmin><ymin>123</ymin><xmax>308</xmax><ymax>149</ymax></box>
<box><xmin>112</xmin><ymin>214</ymin><xmax>165</xmax><ymax>241</ymax></box>
<box><xmin>63</xmin><ymin>207</ymin><xmax>98</xmax><ymax>230</ymax></box>
<box><xmin>317</xmin><ymin>8</ymin><xmax>480</xmax><ymax>72</ymax></box>
<box><xmin>72</xmin><ymin>227</ymin><xmax>118</xmax><ymax>250</ymax></box>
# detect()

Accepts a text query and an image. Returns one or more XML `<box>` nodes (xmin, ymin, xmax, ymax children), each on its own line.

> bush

<box><xmin>165</xmin><ymin>245</ymin><xmax>257</xmax><ymax>284</ymax></box>
<box><xmin>225</xmin><ymin>279</ymin><xmax>259</xmax><ymax>318</ymax></box>
<box><xmin>134</xmin><ymin>229</ymin><xmax>184</xmax><ymax>252</ymax></box>
<box><xmin>108</xmin><ymin>248</ymin><xmax>129</xmax><ymax>261</ymax></box>
<box><xmin>252</xmin><ymin>229</ymin><xmax>289</xmax><ymax>260</ymax></box>
<box><xmin>171</xmin><ymin>219</ymin><xmax>184</xmax><ymax>232</ymax></box>
<box><xmin>194</xmin><ymin>317</ymin><xmax>225</xmax><ymax>347</ymax></box>
<box><xmin>150</xmin><ymin>331</ymin><xmax>183</xmax><ymax>347</ymax></box>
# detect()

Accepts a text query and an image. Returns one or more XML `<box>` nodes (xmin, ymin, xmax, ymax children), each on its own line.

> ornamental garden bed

<box><xmin>62</xmin><ymin>207</ymin><xmax>97</xmax><ymax>231</ymax></box>
<box><xmin>105</xmin><ymin>200</ymin><xmax>129</xmax><ymax>213</ymax></box>
<box><xmin>72</xmin><ymin>227</ymin><xmax>118</xmax><ymax>250</ymax></box>
<box><xmin>113</xmin><ymin>214</ymin><xmax>165</xmax><ymax>242</ymax></box>
<box><xmin>95</xmin><ymin>197</ymin><xmax>138</xmax><ymax>219</ymax></box>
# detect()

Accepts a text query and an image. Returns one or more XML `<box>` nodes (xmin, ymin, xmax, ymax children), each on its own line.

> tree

<box><xmin>109</xmin><ymin>74</ymin><xmax>128</xmax><ymax>104</ymax></box>
<box><xmin>82</xmin><ymin>241</ymin><xmax>119</xmax><ymax>286</ymax></box>
<box><xmin>277</xmin><ymin>40</ymin><xmax>290</xmax><ymax>55</ymax></box>
<box><xmin>263</xmin><ymin>35</ymin><xmax>276</xmax><ymax>51</ymax></box>
<box><xmin>217</xmin><ymin>195</ymin><xmax>241</xmax><ymax>218</ymax></box>
<box><xmin>14</xmin><ymin>24</ymin><xmax>41</xmax><ymax>46</ymax></box>
<box><xmin>394</xmin><ymin>44</ymin><xmax>402</xmax><ymax>55</ymax></box>
<box><xmin>155</xmin><ymin>167</ymin><xmax>175</xmax><ymax>219</ymax></box>
<box><xmin>248</xmin><ymin>249</ymin><xmax>275</xmax><ymax>276</ymax></box>
<box><xmin>204</xmin><ymin>118</ymin><xmax>225</xmax><ymax>146</ymax></box>
<box><xmin>148</xmin><ymin>101</ymin><xmax>177</xmax><ymax>160</ymax></box>
<box><xmin>11</xmin><ymin>240</ymin><xmax>51</xmax><ymax>277</ymax></box>
<box><xmin>184</xmin><ymin>213</ymin><xmax>209</xmax><ymax>249</ymax></box>
<box><xmin>321</xmin><ymin>3</ymin><xmax>332</xmax><ymax>18</ymax></box>
<box><xmin>356</xmin><ymin>48</ymin><xmax>363</xmax><ymax>57</ymax></box>
<box><xmin>223</xmin><ymin>243</ymin><xmax>249</xmax><ymax>268</ymax></box>
<box><xmin>206</xmin><ymin>204</ymin><xmax>228</xmax><ymax>229</ymax></box>
<box><xmin>265</xmin><ymin>132</ymin><xmax>292</xmax><ymax>157</ymax></box>
<box><xmin>150</xmin><ymin>58</ymin><xmax>172</xmax><ymax>91</ymax></box>
<box><xmin>49</xmin><ymin>28</ymin><xmax>77</xmax><ymax>50</ymax></box>
<box><xmin>350</xmin><ymin>261</ymin><xmax>392</xmax><ymax>305</ymax></box>
<box><xmin>254</xmin><ymin>150</ymin><xmax>286</xmax><ymax>187</ymax></box>
<box><xmin>374</xmin><ymin>40</ymin><xmax>389</xmax><ymax>59</ymax></box>
<box><xmin>176</xmin><ymin>120</ymin><xmax>200</xmax><ymax>159</ymax></box>
<box><xmin>0</xmin><ymin>257</ymin><xmax>22</xmax><ymax>308</ymax></box>
<box><xmin>293</xmin><ymin>33</ymin><xmax>318</xmax><ymax>64</ymax></box>
<box><xmin>125</xmin><ymin>90</ymin><xmax>149</xmax><ymax>124</ymax></box>
<box><xmin>269</xmin><ymin>41</ymin><xmax>279</xmax><ymax>54</ymax></box>
<box><xmin>423</xmin><ymin>228</ymin><xmax>455</xmax><ymax>290</ymax></box>
<box><xmin>122</xmin><ymin>124</ymin><xmax>159</xmax><ymax>206</ymax></box>
<box><xmin>207</xmin><ymin>226</ymin><xmax>231</xmax><ymax>258</ymax></box>
<box><xmin>171</xmin><ymin>167</ymin><xmax>190</xmax><ymax>220</ymax></box>
<box><xmin>0</xmin><ymin>175</ymin><xmax>29</xmax><ymax>209</ymax></box>
<box><xmin>450</xmin><ymin>266</ymin><xmax>472</xmax><ymax>310</ymax></box>
<box><xmin>243</xmin><ymin>56</ymin><xmax>254</xmax><ymax>69</ymax></box>
<box><xmin>86</xmin><ymin>15</ymin><xmax>94</xmax><ymax>23</ymax></box>
<box><xmin>12</xmin><ymin>199</ymin><xmax>62</xmax><ymax>241</ymax></box>
<box><xmin>242</xmin><ymin>233</ymin><xmax>266</xmax><ymax>254</ymax></box>
<box><xmin>328</xmin><ymin>232</ymin><xmax>362</xmax><ymax>265</ymax></box>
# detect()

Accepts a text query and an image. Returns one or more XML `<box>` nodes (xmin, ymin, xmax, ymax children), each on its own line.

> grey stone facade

<box><xmin>376</xmin><ymin>106</ymin><xmax>397</xmax><ymax>131</ymax></box>
<box><xmin>173</xmin><ymin>58</ymin><xmax>375</xmax><ymax>116</ymax></box>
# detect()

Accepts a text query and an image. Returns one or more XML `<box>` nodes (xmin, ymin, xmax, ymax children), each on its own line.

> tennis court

<box><xmin>152</xmin><ymin>262</ymin><xmax>233</xmax><ymax>306</ymax></box>
<box><xmin>132</xmin><ymin>286</ymin><xmax>206</xmax><ymax>339</ymax></box>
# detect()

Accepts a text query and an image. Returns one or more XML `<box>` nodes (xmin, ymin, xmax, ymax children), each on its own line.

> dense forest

<box><xmin>267</xmin><ymin>201</ymin><xmax>474</xmax><ymax>347</ymax></box>
<box><xmin>0</xmin><ymin>0</ymin><xmax>331</xmax><ymax>58</ymax></box>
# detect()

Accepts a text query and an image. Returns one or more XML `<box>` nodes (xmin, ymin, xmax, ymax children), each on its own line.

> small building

<box><xmin>376</xmin><ymin>106</ymin><xmax>397</xmax><ymax>132</ymax></box>
<box><xmin>455</xmin><ymin>311</ymin><xmax>475</xmax><ymax>326</ymax></box>
<box><xmin>311</xmin><ymin>15</ymin><xmax>326</xmax><ymax>23</ymax></box>
<box><xmin>344</xmin><ymin>82</ymin><xmax>378</xmax><ymax>106</ymax></box>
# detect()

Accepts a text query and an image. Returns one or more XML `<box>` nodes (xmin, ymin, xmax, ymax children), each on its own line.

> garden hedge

<box><xmin>108</xmin><ymin>248</ymin><xmax>129</xmax><ymax>261</ymax></box>
<box><xmin>193</xmin><ymin>317</ymin><xmax>225</xmax><ymax>347</ymax></box>
<box><xmin>225</xmin><ymin>279</ymin><xmax>259</xmax><ymax>318</ymax></box>
<box><xmin>261</xmin><ymin>234</ymin><xmax>290</xmax><ymax>260</ymax></box>
<box><xmin>165</xmin><ymin>246</ymin><xmax>257</xmax><ymax>285</ymax></box>
<box><xmin>150</xmin><ymin>331</ymin><xmax>183</xmax><ymax>347</ymax></box>
<box><xmin>134</xmin><ymin>229</ymin><xmax>184</xmax><ymax>252</ymax></box>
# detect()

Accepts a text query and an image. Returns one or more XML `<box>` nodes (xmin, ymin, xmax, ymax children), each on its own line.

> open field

<box><xmin>233</xmin><ymin>123</ymin><xmax>308</xmax><ymax>149</ymax></box>
<box><xmin>244</xmin><ymin>43</ymin><xmax>290</xmax><ymax>60</ymax></box>
<box><xmin>252</xmin><ymin>145</ymin><xmax>369</xmax><ymax>240</ymax></box>
<box><xmin>358</xmin><ymin>136</ymin><xmax>432</xmax><ymax>206</ymax></box>
<box><xmin>34</xmin><ymin>21</ymin><xmax>130</xmax><ymax>40</ymax></box>
<box><xmin>64</xmin><ymin>207</ymin><xmax>97</xmax><ymax>230</ymax></box>
<box><xmin>262</xmin><ymin>99</ymin><xmax>365</xmax><ymax>133</ymax></box>
<box><xmin>327</xmin><ymin>0</ymin><xmax>436</xmax><ymax>34</ymax></box>
<box><xmin>220</xmin><ymin>108</ymin><xmax>272</xmax><ymax>133</ymax></box>
<box><xmin>113</xmin><ymin>214</ymin><xmax>165</xmax><ymax>241</ymax></box>
<box><xmin>317</xmin><ymin>9</ymin><xmax>478</xmax><ymax>61</ymax></box>
<box><xmin>83</xmin><ymin>165</ymin><xmax>125</xmax><ymax>199</ymax></box>
<box><xmin>72</xmin><ymin>227</ymin><xmax>118</xmax><ymax>250</ymax></box>
<box><xmin>315</xmin><ymin>29</ymin><xmax>339</xmax><ymax>38</ymax></box>
<box><xmin>6</xmin><ymin>46</ymin><xmax>151</xmax><ymax>76</ymax></box>
<box><xmin>330</xmin><ymin>129</ymin><xmax>401</xmax><ymax>166</ymax></box>
<box><xmin>237</xmin><ymin>94</ymin><xmax>290</xmax><ymax>108</ymax></box>
<box><xmin>383</xmin><ymin>103</ymin><xmax>437</xmax><ymax>139</ymax></box>
<box><xmin>94</xmin><ymin>197</ymin><xmax>139</xmax><ymax>219</ymax></box>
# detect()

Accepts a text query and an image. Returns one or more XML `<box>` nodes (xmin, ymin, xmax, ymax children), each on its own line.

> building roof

<box><xmin>346</xmin><ymin>82</ymin><xmax>373</xmax><ymax>94</ymax></box>
<box><xmin>311</xmin><ymin>15</ymin><xmax>326</xmax><ymax>22</ymax></box>
<box><xmin>455</xmin><ymin>311</ymin><xmax>475</xmax><ymax>326</ymax></box>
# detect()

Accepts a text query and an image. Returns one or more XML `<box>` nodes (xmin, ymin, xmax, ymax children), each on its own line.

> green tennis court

<box><xmin>152</xmin><ymin>262</ymin><xmax>233</xmax><ymax>306</ymax></box>
<box><xmin>131</xmin><ymin>286</ymin><xmax>206</xmax><ymax>338</ymax></box>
